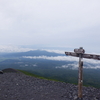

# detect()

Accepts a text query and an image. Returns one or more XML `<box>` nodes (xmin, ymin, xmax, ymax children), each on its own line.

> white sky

<box><xmin>0</xmin><ymin>0</ymin><xmax>100</xmax><ymax>52</ymax></box>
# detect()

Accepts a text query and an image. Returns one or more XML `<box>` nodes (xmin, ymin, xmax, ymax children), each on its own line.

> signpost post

<box><xmin>65</xmin><ymin>47</ymin><xmax>100</xmax><ymax>99</ymax></box>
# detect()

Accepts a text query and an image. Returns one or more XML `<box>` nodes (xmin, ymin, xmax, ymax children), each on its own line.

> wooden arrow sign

<box><xmin>65</xmin><ymin>52</ymin><xmax>100</xmax><ymax>60</ymax></box>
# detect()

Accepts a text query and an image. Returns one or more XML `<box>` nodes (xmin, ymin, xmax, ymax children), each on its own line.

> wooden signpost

<box><xmin>65</xmin><ymin>47</ymin><xmax>100</xmax><ymax>99</ymax></box>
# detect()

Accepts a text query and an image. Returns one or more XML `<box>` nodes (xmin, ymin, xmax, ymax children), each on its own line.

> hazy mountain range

<box><xmin>0</xmin><ymin>50</ymin><xmax>100</xmax><ymax>88</ymax></box>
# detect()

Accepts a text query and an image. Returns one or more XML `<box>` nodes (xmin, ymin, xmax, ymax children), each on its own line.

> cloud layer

<box><xmin>23</xmin><ymin>55</ymin><xmax>100</xmax><ymax>69</ymax></box>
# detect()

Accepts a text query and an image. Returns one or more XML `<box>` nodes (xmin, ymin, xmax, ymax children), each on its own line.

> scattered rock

<box><xmin>74</xmin><ymin>95</ymin><xmax>78</xmax><ymax>100</ymax></box>
<box><xmin>0</xmin><ymin>70</ymin><xmax>3</xmax><ymax>74</ymax></box>
<box><xmin>0</xmin><ymin>72</ymin><xmax>100</xmax><ymax>100</ymax></box>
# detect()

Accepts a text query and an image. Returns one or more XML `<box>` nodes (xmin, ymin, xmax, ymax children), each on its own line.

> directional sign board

<box><xmin>65</xmin><ymin>52</ymin><xmax>100</xmax><ymax>60</ymax></box>
<box><xmin>83</xmin><ymin>53</ymin><xmax>100</xmax><ymax>60</ymax></box>
<box><xmin>65</xmin><ymin>47</ymin><xmax>100</xmax><ymax>99</ymax></box>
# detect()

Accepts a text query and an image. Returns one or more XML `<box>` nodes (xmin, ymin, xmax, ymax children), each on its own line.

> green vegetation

<box><xmin>18</xmin><ymin>69</ymin><xmax>100</xmax><ymax>88</ymax></box>
<box><xmin>18</xmin><ymin>69</ymin><xmax>62</xmax><ymax>82</ymax></box>
<box><xmin>18</xmin><ymin>68</ymin><xmax>100</xmax><ymax>88</ymax></box>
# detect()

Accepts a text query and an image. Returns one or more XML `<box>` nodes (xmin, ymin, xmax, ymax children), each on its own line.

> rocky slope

<box><xmin>0</xmin><ymin>70</ymin><xmax>100</xmax><ymax>100</ymax></box>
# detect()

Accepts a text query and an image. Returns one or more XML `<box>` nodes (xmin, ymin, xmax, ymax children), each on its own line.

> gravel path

<box><xmin>0</xmin><ymin>72</ymin><xmax>100</xmax><ymax>100</ymax></box>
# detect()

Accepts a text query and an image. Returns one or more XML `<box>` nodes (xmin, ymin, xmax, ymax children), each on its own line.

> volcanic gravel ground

<box><xmin>0</xmin><ymin>72</ymin><xmax>100</xmax><ymax>100</ymax></box>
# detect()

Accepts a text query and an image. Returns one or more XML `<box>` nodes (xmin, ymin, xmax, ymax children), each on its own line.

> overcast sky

<box><xmin>0</xmin><ymin>0</ymin><xmax>100</xmax><ymax>53</ymax></box>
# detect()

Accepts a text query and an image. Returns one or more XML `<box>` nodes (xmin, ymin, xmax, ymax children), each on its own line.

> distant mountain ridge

<box><xmin>1</xmin><ymin>50</ymin><xmax>65</xmax><ymax>57</ymax></box>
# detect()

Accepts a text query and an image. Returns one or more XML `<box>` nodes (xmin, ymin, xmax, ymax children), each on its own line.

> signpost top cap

<box><xmin>74</xmin><ymin>47</ymin><xmax>85</xmax><ymax>54</ymax></box>
<box><xmin>80</xmin><ymin>47</ymin><xmax>83</xmax><ymax>49</ymax></box>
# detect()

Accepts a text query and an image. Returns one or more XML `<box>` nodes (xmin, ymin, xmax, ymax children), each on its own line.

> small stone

<box><xmin>30</xmin><ymin>98</ymin><xmax>34</xmax><ymax>100</ymax></box>
<box><xmin>16</xmin><ymin>83</ymin><xmax>19</xmax><ymax>85</ymax></box>
<box><xmin>74</xmin><ymin>95</ymin><xmax>78</xmax><ymax>100</ymax></box>
<box><xmin>5</xmin><ymin>95</ymin><xmax>7</xmax><ymax>98</ymax></box>
<box><xmin>94</xmin><ymin>97</ymin><xmax>99</xmax><ymax>100</ymax></box>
